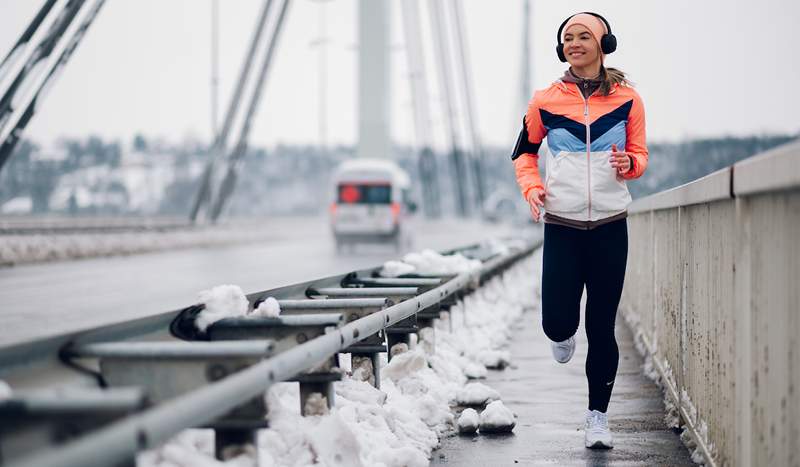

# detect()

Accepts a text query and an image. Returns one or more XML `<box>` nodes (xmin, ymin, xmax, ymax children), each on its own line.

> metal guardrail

<box><xmin>621</xmin><ymin>139</ymin><xmax>800</xmax><ymax>467</ymax></box>
<box><xmin>0</xmin><ymin>235</ymin><xmax>541</xmax><ymax>467</ymax></box>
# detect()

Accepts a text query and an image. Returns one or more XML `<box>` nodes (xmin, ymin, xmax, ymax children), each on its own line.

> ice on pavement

<box><xmin>479</xmin><ymin>400</ymin><xmax>516</xmax><ymax>433</ymax></box>
<box><xmin>457</xmin><ymin>408</ymin><xmax>480</xmax><ymax>434</ymax></box>
<box><xmin>251</xmin><ymin>296</ymin><xmax>281</xmax><ymax>318</ymax></box>
<box><xmin>456</xmin><ymin>382</ymin><xmax>501</xmax><ymax>406</ymax></box>
<box><xmin>194</xmin><ymin>284</ymin><xmax>249</xmax><ymax>332</ymax></box>
<box><xmin>141</xmin><ymin>244</ymin><xmax>541</xmax><ymax>467</ymax></box>
<box><xmin>379</xmin><ymin>249</ymin><xmax>482</xmax><ymax>277</ymax></box>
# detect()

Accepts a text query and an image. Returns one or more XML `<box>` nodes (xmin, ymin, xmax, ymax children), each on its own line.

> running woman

<box><xmin>511</xmin><ymin>12</ymin><xmax>648</xmax><ymax>449</ymax></box>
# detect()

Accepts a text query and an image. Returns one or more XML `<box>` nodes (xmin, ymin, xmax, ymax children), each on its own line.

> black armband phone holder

<box><xmin>511</xmin><ymin>116</ymin><xmax>541</xmax><ymax>160</ymax></box>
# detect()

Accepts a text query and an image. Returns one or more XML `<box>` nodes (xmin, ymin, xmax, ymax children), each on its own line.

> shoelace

<box><xmin>586</xmin><ymin>411</ymin><xmax>608</xmax><ymax>432</ymax></box>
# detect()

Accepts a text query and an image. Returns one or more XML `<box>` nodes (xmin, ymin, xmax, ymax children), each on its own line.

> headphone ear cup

<box><xmin>601</xmin><ymin>34</ymin><xmax>617</xmax><ymax>54</ymax></box>
<box><xmin>556</xmin><ymin>43</ymin><xmax>567</xmax><ymax>63</ymax></box>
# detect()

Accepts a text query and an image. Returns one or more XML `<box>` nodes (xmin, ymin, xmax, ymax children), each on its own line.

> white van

<box><xmin>330</xmin><ymin>158</ymin><xmax>417</xmax><ymax>251</ymax></box>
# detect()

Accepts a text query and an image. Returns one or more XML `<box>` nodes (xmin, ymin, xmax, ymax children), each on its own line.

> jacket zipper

<box><xmin>576</xmin><ymin>83</ymin><xmax>592</xmax><ymax>220</ymax></box>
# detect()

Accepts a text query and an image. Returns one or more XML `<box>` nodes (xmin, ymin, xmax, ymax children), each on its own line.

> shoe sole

<box><xmin>585</xmin><ymin>440</ymin><xmax>613</xmax><ymax>449</ymax></box>
<box><xmin>554</xmin><ymin>339</ymin><xmax>575</xmax><ymax>364</ymax></box>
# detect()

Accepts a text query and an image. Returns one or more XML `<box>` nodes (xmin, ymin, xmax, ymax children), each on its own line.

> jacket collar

<box><xmin>553</xmin><ymin>79</ymin><xmax>619</xmax><ymax>95</ymax></box>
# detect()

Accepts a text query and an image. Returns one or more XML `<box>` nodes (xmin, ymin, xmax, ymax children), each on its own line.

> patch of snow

<box><xmin>381</xmin><ymin>348</ymin><xmax>429</xmax><ymax>382</ymax></box>
<box><xmin>351</xmin><ymin>355</ymin><xmax>375</xmax><ymax>386</ymax></box>
<box><xmin>479</xmin><ymin>400</ymin><xmax>516</xmax><ymax>433</ymax></box>
<box><xmin>137</xmin><ymin>429</ymin><xmax>254</xmax><ymax>467</ymax></box>
<box><xmin>399</xmin><ymin>249</ymin><xmax>482</xmax><ymax>276</ymax></box>
<box><xmin>250</xmin><ymin>297</ymin><xmax>280</xmax><ymax>318</ymax></box>
<box><xmin>455</xmin><ymin>382</ymin><xmax>500</xmax><ymax>406</ymax></box>
<box><xmin>335</xmin><ymin>378</ymin><xmax>386</xmax><ymax>406</ymax></box>
<box><xmin>380</xmin><ymin>260</ymin><xmax>417</xmax><ymax>278</ymax></box>
<box><xmin>457</xmin><ymin>408</ymin><xmax>479</xmax><ymax>434</ymax></box>
<box><xmin>389</xmin><ymin>342</ymin><xmax>409</xmax><ymax>357</ymax></box>
<box><xmin>303</xmin><ymin>392</ymin><xmax>329</xmax><ymax>416</ymax></box>
<box><xmin>305</xmin><ymin>413</ymin><xmax>364</xmax><ymax>466</ymax></box>
<box><xmin>479</xmin><ymin>349</ymin><xmax>512</xmax><ymax>369</ymax></box>
<box><xmin>195</xmin><ymin>285</ymin><xmax>248</xmax><ymax>332</ymax></box>
<box><xmin>482</xmin><ymin>237</ymin><xmax>510</xmax><ymax>256</ymax></box>
<box><xmin>139</xmin><ymin>242</ymin><xmax>541</xmax><ymax>466</ymax></box>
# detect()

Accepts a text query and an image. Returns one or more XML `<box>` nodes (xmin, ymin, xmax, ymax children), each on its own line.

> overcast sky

<box><xmin>1</xmin><ymin>0</ymin><xmax>799</xmax><ymax>152</ymax></box>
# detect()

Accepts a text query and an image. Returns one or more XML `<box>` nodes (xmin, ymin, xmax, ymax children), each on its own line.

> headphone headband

<box><xmin>555</xmin><ymin>12</ymin><xmax>617</xmax><ymax>63</ymax></box>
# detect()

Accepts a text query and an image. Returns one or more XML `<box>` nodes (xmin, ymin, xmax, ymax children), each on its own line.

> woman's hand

<box><xmin>609</xmin><ymin>144</ymin><xmax>633</xmax><ymax>174</ymax></box>
<box><xmin>526</xmin><ymin>187</ymin><xmax>546</xmax><ymax>223</ymax></box>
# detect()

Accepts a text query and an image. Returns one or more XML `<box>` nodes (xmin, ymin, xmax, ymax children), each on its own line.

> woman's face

<box><xmin>563</xmin><ymin>24</ymin><xmax>601</xmax><ymax>68</ymax></box>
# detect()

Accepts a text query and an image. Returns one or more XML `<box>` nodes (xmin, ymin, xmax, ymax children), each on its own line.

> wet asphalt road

<box><xmin>430</xmin><ymin>304</ymin><xmax>695</xmax><ymax>466</ymax></box>
<box><xmin>0</xmin><ymin>217</ymin><xmax>523</xmax><ymax>347</ymax></box>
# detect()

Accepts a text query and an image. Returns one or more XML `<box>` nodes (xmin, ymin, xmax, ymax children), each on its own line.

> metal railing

<box><xmin>0</xmin><ymin>236</ymin><xmax>541</xmax><ymax>467</ymax></box>
<box><xmin>621</xmin><ymin>140</ymin><xmax>800</xmax><ymax>467</ymax></box>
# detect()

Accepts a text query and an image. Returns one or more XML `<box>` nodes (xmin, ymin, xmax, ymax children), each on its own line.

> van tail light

<box><xmin>391</xmin><ymin>202</ymin><xmax>401</xmax><ymax>223</ymax></box>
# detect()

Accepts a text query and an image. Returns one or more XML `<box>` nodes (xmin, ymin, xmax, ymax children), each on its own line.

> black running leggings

<box><xmin>541</xmin><ymin>218</ymin><xmax>628</xmax><ymax>413</ymax></box>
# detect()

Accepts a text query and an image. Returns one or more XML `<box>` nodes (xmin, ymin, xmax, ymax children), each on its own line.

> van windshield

<box><xmin>338</xmin><ymin>183</ymin><xmax>391</xmax><ymax>204</ymax></box>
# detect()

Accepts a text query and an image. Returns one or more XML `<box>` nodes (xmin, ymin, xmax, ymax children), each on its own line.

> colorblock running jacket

<box><xmin>512</xmin><ymin>80</ymin><xmax>648</xmax><ymax>223</ymax></box>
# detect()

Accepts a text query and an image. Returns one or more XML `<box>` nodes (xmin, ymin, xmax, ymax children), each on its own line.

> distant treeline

<box><xmin>0</xmin><ymin>133</ymin><xmax>796</xmax><ymax>216</ymax></box>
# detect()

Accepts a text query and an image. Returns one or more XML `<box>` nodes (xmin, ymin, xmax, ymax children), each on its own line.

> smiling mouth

<box><xmin>568</xmin><ymin>51</ymin><xmax>585</xmax><ymax>57</ymax></box>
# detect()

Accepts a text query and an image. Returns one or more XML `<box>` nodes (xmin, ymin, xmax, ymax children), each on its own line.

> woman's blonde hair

<box><xmin>599</xmin><ymin>66</ymin><xmax>632</xmax><ymax>95</ymax></box>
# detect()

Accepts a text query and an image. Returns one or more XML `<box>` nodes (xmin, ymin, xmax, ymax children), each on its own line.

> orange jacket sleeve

<box><xmin>620</xmin><ymin>91</ymin><xmax>648</xmax><ymax>180</ymax></box>
<box><xmin>512</xmin><ymin>93</ymin><xmax>548</xmax><ymax>201</ymax></box>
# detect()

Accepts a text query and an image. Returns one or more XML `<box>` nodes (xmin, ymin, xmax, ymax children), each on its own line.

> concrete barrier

<box><xmin>621</xmin><ymin>140</ymin><xmax>800</xmax><ymax>467</ymax></box>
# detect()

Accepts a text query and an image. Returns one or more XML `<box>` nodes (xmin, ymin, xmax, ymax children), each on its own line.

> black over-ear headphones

<box><xmin>556</xmin><ymin>12</ymin><xmax>617</xmax><ymax>63</ymax></box>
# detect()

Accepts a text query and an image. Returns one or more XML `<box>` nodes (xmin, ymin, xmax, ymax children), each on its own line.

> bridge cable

<box><xmin>207</xmin><ymin>0</ymin><xmax>292</xmax><ymax>222</ymax></box>
<box><xmin>189</xmin><ymin>0</ymin><xmax>276</xmax><ymax>223</ymax></box>
<box><xmin>0</xmin><ymin>0</ymin><xmax>105</xmax><ymax>173</ymax></box>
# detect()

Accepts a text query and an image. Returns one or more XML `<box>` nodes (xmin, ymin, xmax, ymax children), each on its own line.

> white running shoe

<box><xmin>584</xmin><ymin>409</ymin><xmax>614</xmax><ymax>449</ymax></box>
<box><xmin>550</xmin><ymin>336</ymin><xmax>575</xmax><ymax>363</ymax></box>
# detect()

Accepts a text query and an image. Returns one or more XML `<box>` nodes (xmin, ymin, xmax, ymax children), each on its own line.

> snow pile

<box><xmin>195</xmin><ymin>285</ymin><xmax>249</xmax><ymax>332</ymax></box>
<box><xmin>479</xmin><ymin>349</ymin><xmax>512</xmax><ymax>369</ymax></box>
<box><xmin>482</xmin><ymin>237</ymin><xmax>511</xmax><ymax>257</ymax></box>
<box><xmin>457</xmin><ymin>408</ymin><xmax>480</xmax><ymax>434</ymax></box>
<box><xmin>195</xmin><ymin>287</ymin><xmax>283</xmax><ymax>331</ymax></box>
<box><xmin>137</xmin><ymin>430</ymin><xmax>254</xmax><ymax>467</ymax></box>
<box><xmin>141</xmin><ymin>243</ymin><xmax>541</xmax><ymax>466</ymax></box>
<box><xmin>478</xmin><ymin>400</ymin><xmax>516</xmax><ymax>433</ymax></box>
<box><xmin>379</xmin><ymin>249</ymin><xmax>482</xmax><ymax>277</ymax></box>
<box><xmin>379</xmin><ymin>260</ymin><xmax>416</xmax><ymax>278</ymax></box>
<box><xmin>252</xmin><ymin>297</ymin><xmax>281</xmax><ymax>318</ymax></box>
<box><xmin>257</xmin><ymin>379</ymin><xmax>436</xmax><ymax>467</ymax></box>
<box><xmin>455</xmin><ymin>382</ymin><xmax>500</xmax><ymax>406</ymax></box>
